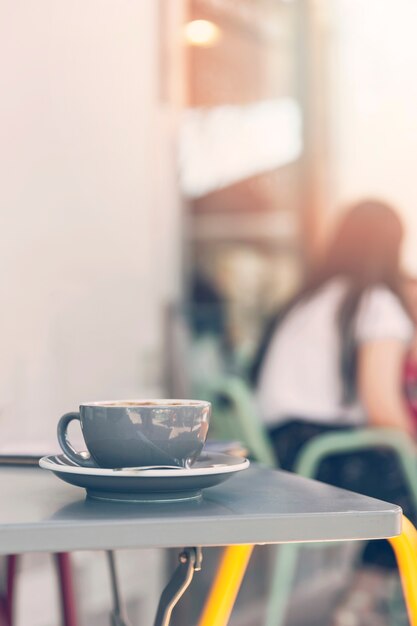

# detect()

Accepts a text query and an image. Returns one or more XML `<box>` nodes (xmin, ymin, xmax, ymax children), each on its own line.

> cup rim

<box><xmin>80</xmin><ymin>399</ymin><xmax>211</xmax><ymax>409</ymax></box>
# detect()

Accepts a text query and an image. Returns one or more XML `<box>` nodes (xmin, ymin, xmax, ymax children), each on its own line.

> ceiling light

<box><xmin>183</xmin><ymin>20</ymin><xmax>221</xmax><ymax>47</ymax></box>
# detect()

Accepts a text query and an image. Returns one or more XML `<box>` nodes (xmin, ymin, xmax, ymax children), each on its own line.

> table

<box><xmin>0</xmin><ymin>465</ymin><xmax>415</xmax><ymax>626</ymax></box>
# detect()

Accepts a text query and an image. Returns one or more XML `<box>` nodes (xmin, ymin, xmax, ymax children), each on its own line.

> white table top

<box><xmin>0</xmin><ymin>465</ymin><xmax>401</xmax><ymax>554</ymax></box>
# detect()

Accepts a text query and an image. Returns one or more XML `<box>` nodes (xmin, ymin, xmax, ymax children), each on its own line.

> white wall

<box><xmin>330</xmin><ymin>0</ymin><xmax>417</xmax><ymax>272</ymax></box>
<box><xmin>0</xmin><ymin>0</ymin><xmax>184</xmax><ymax>445</ymax></box>
<box><xmin>0</xmin><ymin>2</ymin><xmax>186</xmax><ymax>624</ymax></box>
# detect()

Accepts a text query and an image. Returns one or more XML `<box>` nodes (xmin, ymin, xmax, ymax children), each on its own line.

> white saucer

<box><xmin>39</xmin><ymin>453</ymin><xmax>250</xmax><ymax>503</ymax></box>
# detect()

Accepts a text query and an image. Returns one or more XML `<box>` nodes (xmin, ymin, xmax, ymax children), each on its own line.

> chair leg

<box><xmin>388</xmin><ymin>516</ymin><xmax>417</xmax><ymax>626</ymax></box>
<box><xmin>55</xmin><ymin>553</ymin><xmax>78</xmax><ymax>626</ymax></box>
<box><xmin>0</xmin><ymin>553</ymin><xmax>78</xmax><ymax>626</ymax></box>
<box><xmin>197</xmin><ymin>545</ymin><xmax>254</xmax><ymax>626</ymax></box>
<box><xmin>264</xmin><ymin>544</ymin><xmax>299</xmax><ymax>626</ymax></box>
<box><xmin>0</xmin><ymin>556</ymin><xmax>18</xmax><ymax>626</ymax></box>
<box><xmin>6</xmin><ymin>555</ymin><xmax>18</xmax><ymax>626</ymax></box>
<box><xmin>0</xmin><ymin>607</ymin><xmax>7</xmax><ymax>626</ymax></box>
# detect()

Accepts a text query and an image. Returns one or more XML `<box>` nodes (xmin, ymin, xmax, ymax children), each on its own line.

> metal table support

<box><xmin>154</xmin><ymin>547</ymin><xmax>202</xmax><ymax>626</ymax></box>
<box><xmin>107</xmin><ymin>547</ymin><xmax>203</xmax><ymax>626</ymax></box>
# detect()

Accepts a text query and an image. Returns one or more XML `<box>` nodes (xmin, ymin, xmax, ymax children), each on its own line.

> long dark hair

<box><xmin>251</xmin><ymin>200</ymin><xmax>409</xmax><ymax>404</ymax></box>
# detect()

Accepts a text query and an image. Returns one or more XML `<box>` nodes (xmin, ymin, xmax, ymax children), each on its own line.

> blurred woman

<box><xmin>252</xmin><ymin>200</ymin><xmax>416</xmax><ymax>574</ymax></box>
<box><xmin>403</xmin><ymin>277</ymin><xmax>417</xmax><ymax>424</ymax></box>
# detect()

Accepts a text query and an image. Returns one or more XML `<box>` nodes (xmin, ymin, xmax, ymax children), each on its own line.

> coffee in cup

<box><xmin>57</xmin><ymin>399</ymin><xmax>211</xmax><ymax>469</ymax></box>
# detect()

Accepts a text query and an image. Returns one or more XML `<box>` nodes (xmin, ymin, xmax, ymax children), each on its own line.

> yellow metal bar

<box><xmin>389</xmin><ymin>516</ymin><xmax>417</xmax><ymax>626</ymax></box>
<box><xmin>197</xmin><ymin>545</ymin><xmax>254</xmax><ymax>626</ymax></box>
<box><xmin>197</xmin><ymin>516</ymin><xmax>417</xmax><ymax>626</ymax></box>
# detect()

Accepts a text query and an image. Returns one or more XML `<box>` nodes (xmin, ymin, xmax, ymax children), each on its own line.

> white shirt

<box><xmin>257</xmin><ymin>279</ymin><xmax>414</xmax><ymax>426</ymax></box>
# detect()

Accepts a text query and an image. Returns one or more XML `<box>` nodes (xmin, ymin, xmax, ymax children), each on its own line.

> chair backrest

<box><xmin>208</xmin><ymin>376</ymin><xmax>277</xmax><ymax>467</ymax></box>
<box><xmin>294</xmin><ymin>427</ymin><xmax>417</xmax><ymax>508</ymax></box>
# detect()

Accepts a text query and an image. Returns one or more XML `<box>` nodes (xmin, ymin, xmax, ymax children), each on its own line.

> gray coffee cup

<box><xmin>57</xmin><ymin>399</ymin><xmax>211</xmax><ymax>469</ymax></box>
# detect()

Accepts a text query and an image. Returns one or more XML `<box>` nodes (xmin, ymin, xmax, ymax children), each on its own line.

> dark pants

<box><xmin>269</xmin><ymin>420</ymin><xmax>417</xmax><ymax>569</ymax></box>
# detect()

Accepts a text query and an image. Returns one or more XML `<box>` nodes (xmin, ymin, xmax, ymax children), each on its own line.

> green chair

<box><xmin>207</xmin><ymin>376</ymin><xmax>276</xmax><ymax>468</ymax></box>
<box><xmin>207</xmin><ymin>376</ymin><xmax>417</xmax><ymax>626</ymax></box>
<box><xmin>265</xmin><ymin>427</ymin><xmax>417</xmax><ymax>626</ymax></box>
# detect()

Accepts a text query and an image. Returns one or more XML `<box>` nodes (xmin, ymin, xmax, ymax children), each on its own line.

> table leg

<box><xmin>389</xmin><ymin>516</ymin><xmax>417</xmax><ymax>626</ymax></box>
<box><xmin>55</xmin><ymin>553</ymin><xmax>78</xmax><ymax>626</ymax></box>
<box><xmin>197</xmin><ymin>545</ymin><xmax>254</xmax><ymax>626</ymax></box>
<box><xmin>106</xmin><ymin>551</ymin><xmax>132</xmax><ymax>626</ymax></box>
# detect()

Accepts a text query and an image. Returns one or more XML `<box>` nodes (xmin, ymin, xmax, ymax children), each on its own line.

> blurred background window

<box><xmin>175</xmin><ymin>0</ymin><xmax>309</xmax><ymax>394</ymax></box>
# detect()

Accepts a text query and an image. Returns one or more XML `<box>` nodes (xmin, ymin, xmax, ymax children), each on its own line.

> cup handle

<box><xmin>57</xmin><ymin>412</ymin><xmax>97</xmax><ymax>468</ymax></box>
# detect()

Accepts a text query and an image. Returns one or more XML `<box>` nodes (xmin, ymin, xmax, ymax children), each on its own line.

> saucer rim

<box><xmin>39</xmin><ymin>452</ymin><xmax>250</xmax><ymax>478</ymax></box>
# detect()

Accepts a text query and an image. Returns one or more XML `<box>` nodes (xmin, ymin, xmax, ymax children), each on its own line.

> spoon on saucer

<box><xmin>113</xmin><ymin>465</ymin><xmax>187</xmax><ymax>472</ymax></box>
